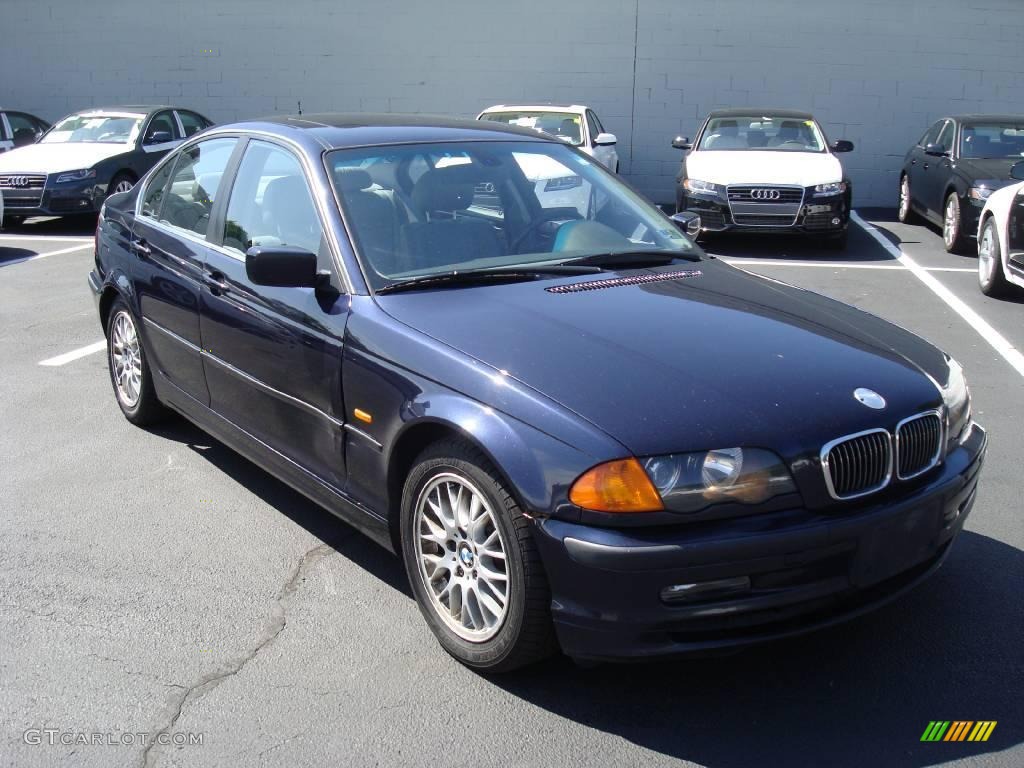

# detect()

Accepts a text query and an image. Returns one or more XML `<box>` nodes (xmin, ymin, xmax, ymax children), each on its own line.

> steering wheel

<box><xmin>509</xmin><ymin>209</ymin><xmax>583</xmax><ymax>253</ymax></box>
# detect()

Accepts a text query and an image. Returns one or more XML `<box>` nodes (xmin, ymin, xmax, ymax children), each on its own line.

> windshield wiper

<box><xmin>375</xmin><ymin>264</ymin><xmax>603</xmax><ymax>294</ymax></box>
<box><xmin>559</xmin><ymin>249</ymin><xmax>700</xmax><ymax>268</ymax></box>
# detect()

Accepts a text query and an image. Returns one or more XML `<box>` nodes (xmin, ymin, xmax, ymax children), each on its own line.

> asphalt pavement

<box><xmin>0</xmin><ymin>211</ymin><xmax>1021</xmax><ymax>768</ymax></box>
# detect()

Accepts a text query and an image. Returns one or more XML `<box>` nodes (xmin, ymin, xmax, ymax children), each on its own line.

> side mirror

<box><xmin>670</xmin><ymin>211</ymin><xmax>701</xmax><ymax>237</ymax></box>
<box><xmin>671</xmin><ymin>136</ymin><xmax>692</xmax><ymax>150</ymax></box>
<box><xmin>246</xmin><ymin>246</ymin><xmax>324</xmax><ymax>288</ymax></box>
<box><xmin>1011</xmin><ymin>161</ymin><xmax>1024</xmax><ymax>181</ymax></box>
<box><xmin>830</xmin><ymin>139</ymin><xmax>854</xmax><ymax>153</ymax></box>
<box><xmin>145</xmin><ymin>130</ymin><xmax>173</xmax><ymax>145</ymax></box>
<box><xmin>924</xmin><ymin>143</ymin><xmax>948</xmax><ymax>157</ymax></box>
<box><xmin>593</xmin><ymin>132</ymin><xmax>617</xmax><ymax>146</ymax></box>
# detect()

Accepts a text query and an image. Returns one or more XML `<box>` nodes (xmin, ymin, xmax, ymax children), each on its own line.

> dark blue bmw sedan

<box><xmin>88</xmin><ymin>114</ymin><xmax>986</xmax><ymax>671</ymax></box>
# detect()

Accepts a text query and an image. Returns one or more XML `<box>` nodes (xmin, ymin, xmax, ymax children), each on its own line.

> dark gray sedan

<box><xmin>0</xmin><ymin>105</ymin><xmax>211</xmax><ymax>225</ymax></box>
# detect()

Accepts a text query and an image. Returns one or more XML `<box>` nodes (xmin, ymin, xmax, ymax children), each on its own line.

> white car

<box><xmin>977</xmin><ymin>161</ymin><xmax>1024</xmax><ymax>296</ymax></box>
<box><xmin>672</xmin><ymin>109</ymin><xmax>855</xmax><ymax>248</ymax></box>
<box><xmin>477</xmin><ymin>104</ymin><xmax>619</xmax><ymax>172</ymax></box>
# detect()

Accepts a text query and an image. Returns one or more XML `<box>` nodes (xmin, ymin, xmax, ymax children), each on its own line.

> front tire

<box><xmin>108</xmin><ymin>172</ymin><xmax>137</xmax><ymax>200</ymax></box>
<box><xmin>898</xmin><ymin>174</ymin><xmax>917</xmax><ymax>223</ymax></box>
<box><xmin>400</xmin><ymin>439</ymin><xmax>555</xmax><ymax>672</ymax></box>
<box><xmin>978</xmin><ymin>218</ymin><xmax>1012</xmax><ymax>297</ymax></box>
<box><xmin>106</xmin><ymin>299</ymin><xmax>165</xmax><ymax>425</ymax></box>
<box><xmin>943</xmin><ymin>192</ymin><xmax>966</xmax><ymax>253</ymax></box>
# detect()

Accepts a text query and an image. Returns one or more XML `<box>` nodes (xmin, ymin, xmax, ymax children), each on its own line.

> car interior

<box><xmin>329</xmin><ymin>146</ymin><xmax>664</xmax><ymax>281</ymax></box>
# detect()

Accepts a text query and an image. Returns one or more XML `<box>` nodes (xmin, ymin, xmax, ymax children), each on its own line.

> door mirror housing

<box><xmin>1010</xmin><ymin>161</ymin><xmax>1024</xmax><ymax>181</ymax></box>
<box><xmin>670</xmin><ymin>211</ymin><xmax>701</xmax><ymax>237</ymax></box>
<box><xmin>924</xmin><ymin>143</ymin><xmax>949</xmax><ymax>157</ymax></box>
<box><xmin>246</xmin><ymin>246</ymin><xmax>325</xmax><ymax>288</ymax></box>
<box><xmin>671</xmin><ymin>136</ymin><xmax>692</xmax><ymax>150</ymax></box>
<box><xmin>593</xmin><ymin>132</ymin><xmax>617</xmax><ymax>146</ymax></box>
<box><xmin>830</xmin><ymin>139</ymin><xmax>854</xmax><ymax>153</ymax></box>
<box><xmin>145</xmin><ymin>130</ymin><xmax>173</xmax><ymax>145</ymax></box>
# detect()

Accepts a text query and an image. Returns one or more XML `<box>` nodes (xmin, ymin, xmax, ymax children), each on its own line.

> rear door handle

<box><xmin>203</xmin><ymin>270</ymin><xmax>230</xmax><ymax>295</ymax></box>
<box><xmin>130</xmin><ymin>238</ymin><xmax>151</xmax><ymax>257</ymax></box>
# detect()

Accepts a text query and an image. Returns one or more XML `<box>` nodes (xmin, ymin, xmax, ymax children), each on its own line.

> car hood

<box><xmin>686</xmin><ymin>150</ymin><xmax>844</xmax><ymax>187</ymax></box>
<box><xmin>955</xmin><ymin>157</ymin><xmax>1023</xmax><ymax>183</ymax></box>
<box><xmin>377</xmin><ymin>260</ymin><xmax>949</xmax><ymax>457</ymax></box>
<box><xmin>0</xmin><ymin>143</ymin><xmax>128</xmax><ymax>173</ymax></box>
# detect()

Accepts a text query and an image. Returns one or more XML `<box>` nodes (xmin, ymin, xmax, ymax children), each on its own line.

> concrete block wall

<box><xmin>3</xmin><ymin>0</ymin><xmax>1023</xmax><ymax>206</ymax></box>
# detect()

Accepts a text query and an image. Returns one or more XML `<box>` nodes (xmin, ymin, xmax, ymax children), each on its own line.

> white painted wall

<box><xmin>3</xmin><ymin>0</ymin><xmax>1023</xmax><ymax>206</ymax></box>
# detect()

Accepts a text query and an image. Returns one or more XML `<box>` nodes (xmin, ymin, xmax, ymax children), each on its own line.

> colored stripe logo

<box><xmin>921</xmin><ymin>721</ymin><xmax>997</xmax><ymax>742</ymax></box>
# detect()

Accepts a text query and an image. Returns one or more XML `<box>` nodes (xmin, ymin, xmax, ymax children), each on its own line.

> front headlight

<box><xmin>642</xmin><ymin>447</ymin><xmax>797</xmax><ymax>513</ymax></box>
<box><xmin>55</xmin><ymin>168</ymin><xmax>97</xmax><ymax>184</ymax></box>
<box><xmin>683</xmin><ymin>178</ymin><xmax>722</xmax><ymax>195</ymax></box>
<box><xmin>968</xmin><ymin>181</ymin><xmax>1010</xmax><ymax>201</ymax></box>
<box><xmin>941</xmin><ymin>358</ymin><xmax>971</xmax><ymax>446</ymax></box>
<box><xmin>968</xmin><ymin>186</ymin><xmax>992</xmax><ymax>201</ymax></box>
<box><xmin>814</xmin><ymin>181</ymin><xmax>847</xmax><ymax>196</ymax></box>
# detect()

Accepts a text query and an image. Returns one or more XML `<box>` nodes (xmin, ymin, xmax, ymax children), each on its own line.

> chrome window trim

<box><xmin>894</xmin><ymin>409</ymin><xmax>945</xmax><ymax>481</ymax></box>
<box><xmin>819</xmin><ymin>427</ymin><xmax>893</xmax><ymax>501</ymax></box>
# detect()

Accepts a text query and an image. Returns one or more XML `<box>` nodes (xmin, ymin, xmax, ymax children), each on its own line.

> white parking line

<box><xmin>0</xmin><ymin>234</ymin><xmax>92</xmax><ymax>242</ymax></box>
<box><xmin>0</xmin><ymin>242</ymin><xmax>91</xmax><ymax>266</ymax></box>
<box><xmin>39</xmin><ymin>341</ymin><xmax>106</xmax><ymax>367</ymax></box>
<box><xmin>852</xmin><ymin>211</ymin><xmax>1024</xmax><ymax>379</ymax></box>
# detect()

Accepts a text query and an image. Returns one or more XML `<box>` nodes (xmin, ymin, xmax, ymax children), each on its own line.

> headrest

<box><xmin>333</xmin><ymin>167</ymin><xmax>373</xmax><ymax>193</ymax></box>
<box><xmin>412</xmin><ymin>168</ymin><xmax>478</xmax><ymax>215</ymax></box>
<box><xmin>719</xmin><ymin>120</ymin><xmax>738</xmax><ymax>128</ymax></box>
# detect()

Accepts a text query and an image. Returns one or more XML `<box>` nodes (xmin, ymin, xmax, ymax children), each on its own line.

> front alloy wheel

<box><xmin>415</xmin><ymin>473</ymin><xmax>509</xmax><ymax>641</ymax></box>
<box><xmin>943</xmin><ymin>193</ymin><xmax>965</xmax><ymax>253</ymax></box>
<box><xmin>978</xmin><ymin>219</ymin><xmax>1011</xmax><ymax>297</ymax></box>
<box><xmin>401</xmin><ymin>439</ymin><xmax>555</xmax><ymax>672</ymax></box>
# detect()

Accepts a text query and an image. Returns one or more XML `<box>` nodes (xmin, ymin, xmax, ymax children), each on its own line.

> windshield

<box><xmin>697</xmin><ymin>116</ymin><xmax>825</xmax><ymax>152</ymax></box>
<box><xmin>479</xmin><ymin>111</ymin><xmax>583</xmax><ymax>146</ymax></box>
<box><xmin>961</xmin><ymin>122</ymin><xmax>1024</xmax><ymax>159</ymax></box>
<box><xmin>41</xmin><ymin>113</ymin><xmax>143</xmax><ymax>145</ymax></box>
<box><xmin>326</xmin><ymin>140</ymin><xmax>698</xmax><ymax>290</ymax></box>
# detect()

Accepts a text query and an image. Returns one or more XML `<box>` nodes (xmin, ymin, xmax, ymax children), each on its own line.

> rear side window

<box><xmin>156</xmin><ymin>138</ymin><xmax>237</xmax><ymax>236</ymax></box>
<box><xmin>177</xmin><ymin>111</ymin><xmax>210</xmax><ymax>138</ymax></box>
<box><xmin>222</xmin><ymin>140</ymin><xmax>324</xmax><ymax>257</ymax></box>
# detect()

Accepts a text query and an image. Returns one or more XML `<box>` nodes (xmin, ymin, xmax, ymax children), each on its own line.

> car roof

<box><xmin>71</xmin><ymin>105</ymin><xmax>175</xmax><ymax>117</ymax></box>
<box><xmin>479</xmin><ymin>104</ymin><xmax>587</xmax><ymax>113</ymax></box>
<box><xmin>946</xmin><ymin>114</ymin><xmax>1024</xmax><ymax>123</ymax></box>
<box><xmin>206</xmin><ymin>113</ymin><xmax>555</xmax><ymax>149</ymax></box>
<box><xmin>706</xmin><ymin>108</ymin><xmax>815</xmax><ymax>120</ymax></box>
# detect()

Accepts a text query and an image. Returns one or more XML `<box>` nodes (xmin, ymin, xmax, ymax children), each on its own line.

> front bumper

<box><xmin>0</xmin><ymin>179</ymin><xmax>103</xmax><ymax>217</ymax></box>
<box><xmin>679</xmin><ymin>189</ymin><xmax>849</xmax><ymax>235</ymax></box>
<box><xmin>533</xmin><ymin>422</ymin><xmax>986</xmax><ymax>661</ymax></box>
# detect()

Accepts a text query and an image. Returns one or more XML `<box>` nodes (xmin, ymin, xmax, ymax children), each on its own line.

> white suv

<box><xmin>477</xmin><ymin>104</ymin><xmax>619</xmax><ymax>172</ymax></box>
<box><xmin>673</xmin><ymin>109</ymin><xmax>854</xmax><ymax>248</ymax></box>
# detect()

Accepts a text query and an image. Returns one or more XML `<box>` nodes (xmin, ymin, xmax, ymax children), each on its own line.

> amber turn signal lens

<box><xmin>569</xmin><ymin>458</ymin><xmax>664</xmax><ymax>513</ymax></box>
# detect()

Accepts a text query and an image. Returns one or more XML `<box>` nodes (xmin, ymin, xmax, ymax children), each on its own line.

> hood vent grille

<box><xmin>546</xmin><ymin>269</ymin><xmax>702</xmax><ymax>294</ymax></box>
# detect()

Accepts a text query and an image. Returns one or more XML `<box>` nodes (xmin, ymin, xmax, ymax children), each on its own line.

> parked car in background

<box><xmin>976</xmin><ymin>160</ymin><xmax>1024</xmax><ymax>296</ymax></box>
<box><xmin>0</xmin><ymin>105</ymin><xmax>212</xmax><ymax>226</ymax></box>
<box><xmin>898</xmin><ymin>114</ymin><xmax>1024</xmax><ymax>253</ymax></box>
<box><xmin>0</xmin><ymin>109</ymin><xmax>50</xmax><ymax>153</ymax></box>
<box><xmin>90</xmin><ymin>114</ymin><xmax>984</xmax><ymax>671</ymax></box>
<box><xmin>477</xmin><ymin>104</ymin><xmax>619</xmax><ymax>172</ymax></box>
<box><xmin>672</xmin><ymin>109</ymin><xmax>854</xmax><ymax>248</ymax></box>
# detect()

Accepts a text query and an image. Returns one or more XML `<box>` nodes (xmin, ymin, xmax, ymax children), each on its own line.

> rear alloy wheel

<box><xmin>401</xmin><ymin>439</ymin><xmax>555</xmax><ymax>672</ymax></box>
<box><xmin>978</xmin><ymin>218</ymin><xmax>1011</xmax><ymax>297</ymax></box>
<box><xmin>897</xmin><ymin>175</ymin><xmax>917</xmax><ymax>223</ymax></box>
<box><xmin>106</xmin><ymin>299</ymin><xmax>165</xmax><ymax>425</ymax></box>
<box><xmin>943</xmin><ymin>192</ymin><xmax>966</xmax><ymax>253</ymax></box>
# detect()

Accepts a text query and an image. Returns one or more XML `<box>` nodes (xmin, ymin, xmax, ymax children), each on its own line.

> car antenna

<box><xmin>297</xmin><ymin>100</ymin><xmax>302</xmax><ymax>116</ymax></box>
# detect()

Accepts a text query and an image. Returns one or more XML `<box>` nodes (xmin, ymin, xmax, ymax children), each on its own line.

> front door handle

<box><xmin>203</xmin><ymin>271</ymin><xmax>230</xmax><ymax>295</ymax></box>
<box><xmin>910</xmin><ymin>158</ymin><xmax>917</xmax><ymax>165</ymax></box>
<box><xmin>130</xmin><ymin>238</ymin><xmax>151</xmax><ymax>257</ymax></box>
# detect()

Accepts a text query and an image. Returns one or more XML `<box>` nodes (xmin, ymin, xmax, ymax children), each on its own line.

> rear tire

<box><xmin>943</xmin><ymin>192</ymin><xmax>966</xmax><ymax>253</ymax></box>
<box><xmin>400</xmin><ymin>438</ymin><xmax>555</xmax><ymax>672</ymax></box>
<box><xmin>897</xmin><ymin>174</ymin><xmax>917</xmax><ymax>224</ymax></box>
<box><xmin>978</xmin><ymin>218</ymin><xmax>1012</xmax><ymax>297</ymax></box>
<box><xmin>106</xmin><ymin>298</ymin><xmax>165</xmax><ymax>426</ymax></box>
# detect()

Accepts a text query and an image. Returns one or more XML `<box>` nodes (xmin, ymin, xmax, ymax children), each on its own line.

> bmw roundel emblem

<box><xmin>853</xmin><ymin>388</ymin><xmax>887</xmax><ymax>410</ymax></box>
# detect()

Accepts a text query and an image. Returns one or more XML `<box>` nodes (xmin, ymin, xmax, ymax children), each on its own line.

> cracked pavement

<box><xmin>1</xmin><ymin>217</ymin><xmax>1021</xmax><ymax>767</ymax></box>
